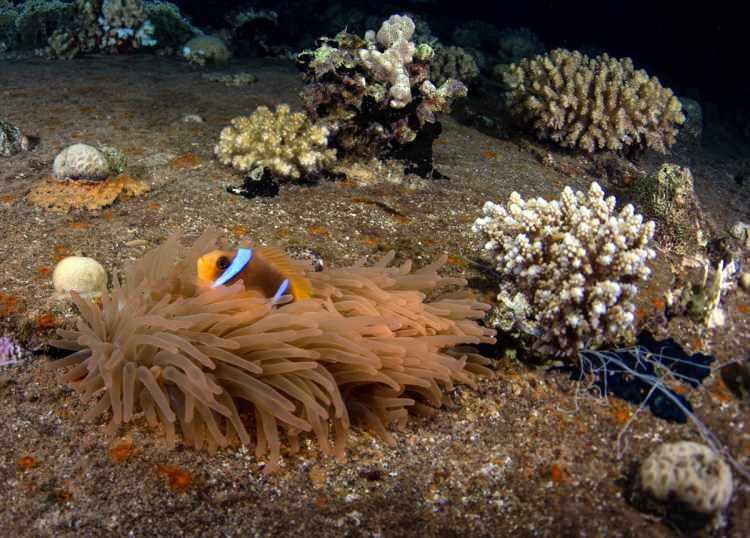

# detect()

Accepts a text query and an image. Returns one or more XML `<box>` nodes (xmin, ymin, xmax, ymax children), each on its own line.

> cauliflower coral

<box><xmin>214</xmin><ymin>104</ymin><xmax>336</xmax><ymax>181</ymax></box>
<box><xmin>473</xmin><ymin>182</ymin><xmax>655</xmax><ymax>358</ymax></box>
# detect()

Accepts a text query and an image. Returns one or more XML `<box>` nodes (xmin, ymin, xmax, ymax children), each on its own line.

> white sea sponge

<box><xmin>639</xmin><ymin>441</ymin><xmax>733</xmax><ymax>515</ymax></box>
<box><xmin>473</xmin><ymin>182</ymin><xmax>655</xmax><ymax>358</ymax></box>
<box><xmin>52</xmin><ymin>143</ymin><xmax>110</xmax><ymax>181</ymax></box>
<box><xmin>53</xmin><ymin>256</ymin><xmax>108</xmax><ymax>300</ymax></box>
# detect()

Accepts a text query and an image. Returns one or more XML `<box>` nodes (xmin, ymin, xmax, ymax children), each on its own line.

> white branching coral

<box><xmin>359</xmin><ymin>14</ymin><xmax>417</xmax><ymax>108</ymax></box>
<box><xmin>473</xmin><ymin>182</ymin><xmax>656</xmax><ymax>358</ymax></box>
<box><xmin>504</xmin><ymin>49</ymin><xmax>685</xmax><ymax>153</ymax></box>
<box><xmin>214</xmin><ymin>104</ymin><xmax>336</xmax><ymax>181</ymax></box>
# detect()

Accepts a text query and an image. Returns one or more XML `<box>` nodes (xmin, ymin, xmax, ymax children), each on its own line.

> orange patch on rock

<box><xmin>550</xmin><ymin>464</ymin><xmax>565</xmax><ymax>483</ymax></box>
<box><xmin>446</xmin><ymin>254</ymin><xmax>467</xmax><ymax>268</ymax></box>
<box><xmin>68</xmin><ymin>220</ymin><xmax>89</xmax><ymax>230</ymax></box>
<box><xmin>53</xmin><ymin>245</ymin><xmax>69</xmax><ymax>262</ymax></box>
<box><xmin>109</xmin><ymin>438</ymin><xmax>135</xmax><ymax>463</ymax></box>
<box><xmin>481</xmin><ymin>150</ymin><xmax>497</xmax><ymax>159</ymax></box>
<box><xmin>168</xmin><ymin>153</ymin><xmax>201</xmax><ymax>170</ymax></box>
<box><xmin>610</xmin><ymin>399</ymin><xmax>632</xmax><ymax>425</ymax></box>
<box><xmin>0</xmin><ymin>293</ymin><xmax>19</xmax><ymax>316</ymax></box>
<box><xmin>231</xmin><ymin>224</ymin><xmax>248</xmax><ymax>237</ymax></box>
<box><xmin>37</xmin><ymin>266</ymin><xmax>52</xmax><ymax>278</ymax></box>
<box><xmin>737</xmin><ymin>303</ymin><xmax>750</xmax><ymax>314</ymax></box>
<box><xmin>157</xmin><ymin>465</ymin><xmax>192</xmax><ymax>489</ymax></box>
<box><xmin>35</xmin><ymin>313</ymin><xmax>57</xmax><ymax>329</ymax></box>
<box><xmin>17</xmin><ymin>456</ymin><xmax>39</xmax><ymax>470</ymax></box>
<box><xmin>307</xmin><ymin>225</ymin><xmax>329</xmax><ymax>236</ymax></box>
<box><xmin>0</xmin><ymin>194</ymin><xmax>15</xmax><ymax>205</ymax></box>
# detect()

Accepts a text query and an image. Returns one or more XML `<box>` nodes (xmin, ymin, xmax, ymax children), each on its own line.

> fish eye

<box><xmin>217</xmin><ymin>256</ymin><xmax>230</xmax><ymax>270</ymax></box>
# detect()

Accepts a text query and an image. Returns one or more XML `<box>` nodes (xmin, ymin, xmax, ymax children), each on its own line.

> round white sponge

<box><xmin>53</xmin><ymin>256</ymin><xmax>108</xmax><ymax>300</ymax></box>
<box><xmin>53</xmin><ymin>144</ymin><xmax>110</xmax><ymax>181</ymax></box>
<box><xmin>639</xmin><ymin>441</ymin><xmax>733</xmax><ymax>514</ymax></box>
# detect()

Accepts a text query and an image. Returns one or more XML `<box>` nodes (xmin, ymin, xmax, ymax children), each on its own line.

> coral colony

<box><xmin>1</xmin><ymin>2</ymin><xmax>749</xmax><ymax>532</ymax></box>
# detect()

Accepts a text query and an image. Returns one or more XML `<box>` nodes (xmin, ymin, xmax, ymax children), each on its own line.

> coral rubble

<box><xmin>0</xmin><ymin>118</ymin><xmax>29</xmax><ymax>157</ymax></box>
<box><xmin>297</xmin><ymin>14</ymin><xmax>467</xmax><ymax>176</ymax></box>
<box><xmin>215</xmin><ymin>104</ymin><xmax>336</xmax><ymax>181</ymax></box>
<box><xmin>504</xmin><ymin>49</ymin><xmax>685</xmax><ymax>153</ymax></box>
<box><xmin>474</xmin><ymin>182</ymin><xmax>655</xmax><ymax>358</ymax></box>
<box><xmin>50</xmin><ymin>231</ymin><xmax>495</xmax><ymax>471</ymax></box>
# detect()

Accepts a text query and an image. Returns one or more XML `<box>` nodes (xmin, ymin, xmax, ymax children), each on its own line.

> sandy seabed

<box><xmin>0</xmin><ymin>55</ymin><xmax>749</xmax><ymax>537</ymax></box>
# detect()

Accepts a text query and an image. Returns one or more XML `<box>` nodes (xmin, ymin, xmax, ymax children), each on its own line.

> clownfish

<box><xmin>197</xmin><ymin>246</ymin><xmax>312</xmax><ymax>302</ymax></box>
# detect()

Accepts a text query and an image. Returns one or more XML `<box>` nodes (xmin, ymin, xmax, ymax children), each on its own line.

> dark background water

<box><xmin>169</xmin><ymin>0</ymin><xmax>746</xmax><ymax>118</ymax></box>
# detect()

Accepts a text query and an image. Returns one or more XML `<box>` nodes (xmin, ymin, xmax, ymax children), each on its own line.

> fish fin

<box><xmin>256</xmin><ymin>246</ymin><xmax>312</xmax><ymax>300</ymax></box>
<box><xmin>271</xmin><ymin>279</ymin><xmax>290</xmax><ymax>304</ymax></box>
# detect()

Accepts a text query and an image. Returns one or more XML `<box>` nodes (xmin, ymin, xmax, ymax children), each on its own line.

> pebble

<box><xmin>52</xmin><ymin>256</ymin><xmax>108</xmax><ymax>299</ymax></box>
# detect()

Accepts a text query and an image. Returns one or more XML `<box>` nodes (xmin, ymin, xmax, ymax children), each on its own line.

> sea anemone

<box><xmin>49</xmin><ymin>231</ymin><xmax>495</xmax><ymax>471</ymax></box>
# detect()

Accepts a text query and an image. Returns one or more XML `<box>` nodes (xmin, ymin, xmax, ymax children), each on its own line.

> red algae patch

<box><xmin>109</xmin><ymin>438</ymin><xmax>136</xmax><ymax>463</ymax></box>
<box><xmin>157</xmin><ymin>465</ymin><xmax>193</xmax><ymax>490</ymax></box>
<box><xmin>168</xmin><ymin>153</ymin><xmax>201</xmax><ymax>170</ymax></box>
<box><xmin>17</xmin><ymin>456</ymin><xmax>39</xmax><ymax>470</ymax></box>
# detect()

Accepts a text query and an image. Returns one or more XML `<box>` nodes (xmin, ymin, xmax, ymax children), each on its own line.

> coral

<box><xmin>431</xmin><ymin>46</ymin><xmax>479</xmax><ymax>86</ymax></box>
<box><xmin>101</xmin><ymin>0</ymin><xmax>144</xmax><ymax>29</ymax></box>
<box><xmin>49</xmin><ymin>231</ymin><xmax>495</xmax><ymax>472</ymax></box>
<box><xmin>297</xmin><ymin>14</ymin><xmax>467</xmax><ymax>174</ymax></box>
<box><xmin>639</xmin><ymin>441</ymin><xmax>733</xmax><ymax>515</ymax></box>
<box><xmin>0</xmin><ymin>1</ymin><xmax>18</xmax><ymax>50</ymax></box>
<box><xmin>53</xmin><ymin>256</ymin><xmax>108</xmax><ymax>300</ymax></box>
<box><xmin>53</xmin><ymin>143</ymin><xmax>110</xmax><ymax>181</ymax></box>
<box><xmin>202</xmin><ymin>72</ymin><xmax>257</xmax><ymax>86</ymax></box>
<box><xmin>181</xmin><ymin>35</ymin><xmax>231</xmax><ymax>65</ymax></box>
<box><xmin>0</xmin><ymin>335</ymin><xmax>25</xmax><ymax>366</ymax></box>
<box><xmin>473</xmin><ymin>182</ymin><xmax>655</xmax><ymax>359</ymax></box>
<box><xmin>98</xmin><ymin>0</ymin><xmax>156</xmax><ymax>50</ymax></box>
<box><xmin>143</xmin><ymin>0</ymin><xmax>197</xmax><ymax>48</ymax></box>
<box><xmin>14</xmin><ymin>0</ymin><xmax>75</xmax><ymax>50</ymax></box>
<box><xmin>497</xmin><ymin>27</ymin><xmax>544</xmax><ymax>65</ymax></box>
<box><xmin>26</xmin><ymin>172</ymin><xmax>149</xmax><ymax>212</ymax></box>
<box><xmin>215</xmin><ymin>104</ymin><xmax>336</xmax><ymax>181</ymax></box>
<box><xmin>0</xmin><ymin>118</ymin><xmax>29</xmax><ymax>157</ymax></box>
<box><xmin>631</xmin><ymin>163</ymin><xmax>702</xmax><ymax>254</ymax></box>
<box><xmin>504</xmin><ymin>49</ymin><xmax>685</xmax><ymax>153</ymax></box>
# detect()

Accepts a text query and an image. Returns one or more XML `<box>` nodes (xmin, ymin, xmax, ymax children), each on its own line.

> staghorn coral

<box><xmin>214</xmin><ymin>104</ymin><xmax>336</xmax><ymax>181</ymax></box>
<box><xmin>504</xmin><ymin>49</ymin><xmax>685</xmax><ymax>153</ymax></box>
<box><xmin>474</xmin><ymin>182</ymin><xmax>655</xmax><ymax>359</ymax></box>
<box><xmin>297</xmin><ymin>14</ymin><xmax>467</xmax><ymax>176</ymax></box>
<box><xmin>49</xmin><ymin>231</ymin><xmax>495</xmax><ymax>472</ymax></box>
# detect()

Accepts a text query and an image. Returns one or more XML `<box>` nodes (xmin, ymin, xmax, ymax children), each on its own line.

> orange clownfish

<box><xmin>197</xmin><ymin>246</ymin><xmax>312</xmax><ymax>301</ymax></box>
